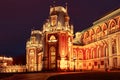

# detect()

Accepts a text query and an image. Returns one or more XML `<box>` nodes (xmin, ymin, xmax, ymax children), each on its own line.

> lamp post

<box><xmin>73</xmin><ymin>57</ymin><xmax>76</xmax><ymax>72</ymax></box>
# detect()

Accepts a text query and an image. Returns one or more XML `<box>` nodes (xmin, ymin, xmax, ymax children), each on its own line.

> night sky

<box><xmin>0</xmin><ymin>0</ymin><xmax>120</xmax><ymax>57</ymax></box>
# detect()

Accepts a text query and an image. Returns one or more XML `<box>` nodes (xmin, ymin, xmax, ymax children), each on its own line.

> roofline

<box><xmin>93</xmin><ymin>8</ymin><xmax>120</xmax><ymax>25</ymax></box>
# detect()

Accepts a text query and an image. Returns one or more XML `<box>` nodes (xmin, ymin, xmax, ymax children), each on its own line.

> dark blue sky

<box><xmin>0</xmin><ymin>0</ymin><xmax>120</xmax><ymax>57</ymax></box>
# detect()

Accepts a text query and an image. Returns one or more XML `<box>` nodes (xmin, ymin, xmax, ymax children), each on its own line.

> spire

<box><xmin>31</xmin><ymin>26</ymin><xmax>35</xmax><ymax>33</ymax></box>
<box><xmin>53</xmin><ymin>0</ymin><xmax>56</xmax><ymax>7</ymax></box>
<box><xmin>51</xmin><ymin>0</ymin><xmax>57</xmax><ymax>15</ymax></box>
<box><xmin>65</xmin><ymin>2</ymin><xmax>69</xmax><ymax>17</ymax></box>
<box><xmin>65</xmin><ymin>2</ymin><xmax>68</xmax><ymax>12</ymax></box>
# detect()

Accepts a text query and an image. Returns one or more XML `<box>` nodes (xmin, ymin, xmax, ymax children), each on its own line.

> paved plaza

<box><xmin>1</xmin><ymin>71</ymin><xmax>120</xmax><ymax>80</ymax></box>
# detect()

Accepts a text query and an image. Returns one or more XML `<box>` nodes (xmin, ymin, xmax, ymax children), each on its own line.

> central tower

<box><xmin>43</xmin><ymin>6</ymin><xmax>74</xmax><ymax>71</ymax></box>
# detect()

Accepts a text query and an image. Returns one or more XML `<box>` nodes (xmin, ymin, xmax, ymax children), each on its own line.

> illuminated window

<box><xmin>51</xmin><ymin>51</ymin><xmax>55</xmax><ymax>56</ymax></box>
<box><xmin>30</xmin><ymin>49</ymin><xmax>34</xmax><ymax>55</ymax></box>
<box><xmin>31</xmin><ymin>59</ymin><xmax>34</xmax><ymax>64</ymax></box>
<box><xmin>49</xmin><ymin>35</ymin><xmax>57</xmax><ymax>42</ymax></box>
<box><xmin>50</xmin><ymin>35</ymin><xmax>56</xmax><ymax>40</ymax></box>
<box><xmin>49</xmin><ymin>46</ymin><xmax>56</xmax><ymax>68</ymax></box>
<box><xmin>51</xmin><ymin>57</ymin><xmax>55</xmax><ymax>63</ymax></box>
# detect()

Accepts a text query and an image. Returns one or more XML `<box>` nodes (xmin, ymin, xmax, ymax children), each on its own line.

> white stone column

<box><xmin>108</xmin><ymin>37</ymin><xmax>113</xmax><ymax>69</ymax></box>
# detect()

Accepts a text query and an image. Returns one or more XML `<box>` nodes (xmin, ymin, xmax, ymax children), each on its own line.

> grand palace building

<box><xmin>74</xmin><ymin>8</ymin><xmax>120</xmax><ymax>71</ymax></box>
<box><xmin>1</xmin><ymin>5</ymin><xmax>120</xmax><ymax>73</ymax></box>
<box><xmin>26</xmin><ymin>5</ymin><xmax>120</xmax><ymax>72</ymax></box>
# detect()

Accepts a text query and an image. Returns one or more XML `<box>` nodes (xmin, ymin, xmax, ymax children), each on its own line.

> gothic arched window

<box><xmin>50</xmin><ymin>46</ymin><xmax>56</xmax><ymax>62</ymax></box>
<box><xmin>49</xmin><ymin>35</ymin><xmax>57</xmax><ymax>42</ymax></box>
<box><xmin>50</xmin><ymin>35</ymin><xmax>56</xmax><ymax>40</ymax></box>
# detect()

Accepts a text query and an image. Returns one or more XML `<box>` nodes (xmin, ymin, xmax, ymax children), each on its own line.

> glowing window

<box><xmin>30</xmin><ymin>49</ymin><xmax>34</xmax><ymax>55</ymax></box>
<box><xmin>50</xmin><ymin>35</ymin><xmax>56</xmax><ymax>40</ymax></box>
<box><xmin>49</xmin><ymin>46</ymin><xmax>56</xmax><ymax>64</ymax></box>
<box><xmin>50</xmin><ymin>46</ymin><xmax>56</xmax><ymax>56</ymax></box>
<box><xmin>51</xmin><ymin>57</ymin><xmax>56</xmax><ymax>63</ymax></box>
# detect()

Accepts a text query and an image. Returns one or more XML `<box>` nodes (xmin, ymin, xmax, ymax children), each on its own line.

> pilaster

<box><xmin>108</xmin><ymin>37</ymin><xmax>113</xmax><ymax>69</ymax></box>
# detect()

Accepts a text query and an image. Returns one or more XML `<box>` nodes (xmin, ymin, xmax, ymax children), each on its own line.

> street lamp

<box><xmin>73</xmin><ymin>57</ymin><xmax>76</xmax><ymax>72</ymax></box>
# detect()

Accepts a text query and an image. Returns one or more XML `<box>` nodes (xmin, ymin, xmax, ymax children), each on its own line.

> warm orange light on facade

<box><xmin>25</xmin><ymin>5</ymin><xmax>120</xmax><ymax>72</ymax></box>
<box><xmin>61</xmin><ymin>50</ymin><xmax>65</xmax><ymax>57</ymax></box>
<box><xmin>60</xmin><ymin>58</ymin><xmax>67</xmax><ymax>70</ymax></box>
